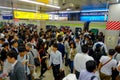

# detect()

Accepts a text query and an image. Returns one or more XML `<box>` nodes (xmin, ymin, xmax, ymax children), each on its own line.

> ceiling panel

<box><xmin>0</xmin><ymin>0</ymin><xmax>108</xmax><ymax>12</ymax></box>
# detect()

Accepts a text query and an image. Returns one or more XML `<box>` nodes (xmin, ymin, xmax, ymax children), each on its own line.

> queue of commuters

<box><xmin>0</xmin><ymin>24</ymin><xmax>120</xmax><ymax>80</ymax></box>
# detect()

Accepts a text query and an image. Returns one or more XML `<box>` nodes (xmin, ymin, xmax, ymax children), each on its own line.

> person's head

<box><xmin>70</xmin><ymin>42</ymin><xmax>76</xmax><ymax>49</ymax></box>
<box><xmin>98</xmin><ymin>37</ymin><xmax>103</xmax><ymax>42</ymax></box>
<box><xmin>86</xmin><ymin>60</ymin><xmax>97</xmax><ymax>73</ymax></box>
<box><xmin>52</xmin><ymin>43</ymin><xmax>58</xmax><ymax>52</ymax></box>
<box><xmin>18</xmin><ymin>46</ymin><xmax>27</xmax><ymax>57</ymax></box>
<box><xmin>0</xmin><ymin>38</ymin><xmax>5</xmax><ymax>44</ymax></box>
<box><xmin>28</xmin><ymin>36</ymin><xmax>35</xmax><ymax>43</ymax></box>
<box><xmin>81</xmin><ymin>45</ymin><xmax>88</xmax><ymax>53</ymax></box>
<box><xmin>115</xmin><ymin>46</ymin><xmax>120</xmax><ymax>53</ymax></box>
<box><xmin>58</xmin><ymin>36</ymin><xmax>63</xmax><ymax>42</ymax></box>
<box><xmin>64</xmin><ymin>37</ymin><xmax>69</xmax><ymax>41</ymax></box>
<box><xmin>11</xmin><ymin>39</ymin><xmax>18</xmax><ymax>48</ymax></box>
<box><xmin>109</xmin><ymin>49</ymin><xmax>116</xmax><ymax>56</ymax></box>
<box><xmin>75</xmin><ymin>37</ymin><xmax>80</xmax><ymax>42</ymax></box>
<box><xmin>2</xmin><ymin>42</ymin><xmax>9</xmax><ymax>49</ymax></box>
<box><xmin>25</xmin><ymin>42</ymin><xmax>32</xmax><ymax>51</ymax></box>
<box><xmin>7</xmin><ymin>50</ymin><xmax>18</xmax><ymax>63</ymax></box>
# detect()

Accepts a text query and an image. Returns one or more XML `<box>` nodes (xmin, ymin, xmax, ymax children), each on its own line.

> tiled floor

<box><xmin>35</xmin><ymin>62</ymin><xmax>100</xmax><ymax>80</ymax></box>
<box><xmin>35</xmin><ymin>61</ymin><xmax>70</xmax><ymax>80</ymax></box>
<box><xmin>42</xmin><ymin>64</ymin><xmax>70</xmax><ymax>80</ymax></box>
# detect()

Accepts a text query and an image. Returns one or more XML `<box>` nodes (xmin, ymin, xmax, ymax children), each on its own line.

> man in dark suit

<box><xmin>10</xmin><ymin>39</ymin><xmax>19</xmax><ymax>55</ymax></box>
<box><xmin>7</xmin><ymin>50</ymin><xmax>26</xmax><ymax>80</ymax></box>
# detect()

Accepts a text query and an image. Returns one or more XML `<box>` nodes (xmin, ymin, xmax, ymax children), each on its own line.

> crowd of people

<box><xmin>0</xmin><ymin>24</ymin><xmax>120</xmax><ymax>80</ymax></box>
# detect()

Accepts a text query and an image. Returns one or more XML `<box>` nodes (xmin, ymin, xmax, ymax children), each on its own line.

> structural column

<box><xmin>105</xmin><ymin>4</ymin><xmax>120</xmax><ymax>49</ymax></box>
<box><xmin>37</xmin><ymin>20</ymin><xmax>46</xmax><ymax>34</ymax></box>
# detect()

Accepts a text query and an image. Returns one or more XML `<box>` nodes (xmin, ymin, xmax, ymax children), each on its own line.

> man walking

<box><xmin>7</xmin><ymin>50</ymin><xmax>26</xmax><ymax>80</ymax></box>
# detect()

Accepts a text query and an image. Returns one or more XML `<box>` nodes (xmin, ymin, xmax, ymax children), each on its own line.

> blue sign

<box><xmin>80</xmin><ymin>11</ymin><xmax>108</xmax><ymax>16</ymax></box>
<box><xmin>2</xmin><ymin>15</ymin><xmax>13</xmax><ymax>20</ymax></box>
<box><xmin>59</xmin><ymin>13</ymin><xmax>68</xmax><ymax>17</ymax></box>
<box><xmin>80</xmin><ymin>15</ymin><xmax>108</xmax><ymax>22</ymax></box>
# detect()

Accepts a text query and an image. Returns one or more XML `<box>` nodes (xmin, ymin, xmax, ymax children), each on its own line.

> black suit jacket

<box><xmin>11</xmin><ymin>47</ymin><xmax>19</xmax><ymax>55</ymax></box>
<box><xmin>9</xmin><ymin>61</ymin><xmax>26</xmax><ymax>80</ymax></box>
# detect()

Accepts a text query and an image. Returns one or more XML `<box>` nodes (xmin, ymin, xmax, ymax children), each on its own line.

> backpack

<box><xmin>95</xmin><ymin>43</ymin><xmax>102</xmax><ymax>52</ymax></box>
<box><xmin>95</xmin><ymin>43</ymin><xmax>106</xmax><ymax>55</ymax></box>
<box><xmin>30</xmin><ymin>51</ymin><xmax>40</xmax><ymax>67</ymax></box>
<box><xmin>91</xmin><ymin>76</ymin><xmax>96</xmax><ymax>80</ymax></box>
<box><xmin>93</xmin><ymin>43</ymin><xmax>106</xmax><ymax>65</ymax></box>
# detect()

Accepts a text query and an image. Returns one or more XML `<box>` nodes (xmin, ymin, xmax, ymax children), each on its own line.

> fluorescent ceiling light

<box><xmin>81</xmin><ymin>9</ymin><xmax>109</xmax><ymax>12</ymax></box>
<box><xmin>66</xmin><ymin>8</ymin><xmax>71</xmax><ymax>11</ymax></box>
<box><xmin>48</xmin><ymin>9</ymin><xmax>109</xmax><ymax>14</ymax></box>
<box><xmin>0</xmin><ymin>6</ymin><xmax>37</xmax><ymax>12</ymax></box>
<box><xmin>48</xmin><ymin>11</ymin><xmax>80</xmax><ymax>14</ymax></box>
<box><xmin>19</xmin><ymin>0</ymin><xmax>60</xmax><ymax>9</ymax></box>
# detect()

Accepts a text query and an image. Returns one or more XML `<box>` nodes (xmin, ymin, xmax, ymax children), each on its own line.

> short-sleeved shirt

<box><xmin>74</xmin><ymin>53</ymin><xmax>94</xmax><ymax>72</ymax></box>
<box><xmin>79</xmin><ymin>70</ymin><xmax>98</xmax><ymax>80</ymax></box>
<box><xmin>17</xmin><ymin>54</ymin><xmax>30</xmax><ymax>75</ymax></box>
<box><xmin>100</xmin><ymin>56</ymin><xmax>117</xmax><ymax>75</ymax></box>
<box><xmin>28</xmin><ymin>49</ymin><xmax>39</xmax><ymax>70</ymax></box>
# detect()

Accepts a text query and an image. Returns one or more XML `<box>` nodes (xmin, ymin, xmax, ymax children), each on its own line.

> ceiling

<box><xmin>0</xmin><ymin>0</ymin><xmax>109</xmax><ymax>12</ymax></box>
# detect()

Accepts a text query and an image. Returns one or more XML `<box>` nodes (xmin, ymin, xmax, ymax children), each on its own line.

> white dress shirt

<box><xmin>49</xmin><ymin>50</ymin><xmax>62</xmax><ymax>69</ymax></box>
<box><xmin>74</xmin><ymin>53</ymin><xmax>94</xmax><ymax>72</ymax></box>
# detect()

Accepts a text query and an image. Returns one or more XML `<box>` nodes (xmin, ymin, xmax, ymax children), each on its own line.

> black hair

<box><xmin>7</xmin><ymin>50</ymin><xmax>18</xmax><ymax>60</ymax></box>
<box><xmin>18</xmin><ymin>46</ymin><xmax>26</xmax><ymax>53</ymax></box>
<box><xmin>86</xmin><ymin>60</ymin><xmax>97</xmax><ymax>72</ymax></box>
<box><xmin>0</xmin><ymin>38</ymin><xmax>5</xmax><ymax>42</ymax></box>
<box><xmin>64</xmin><ymin>37</ymin><xmax>69</xmax><ymax>41</ymax></box>
<box><xmin>10</xmin><ymin>39</ymin><xmax>18</xmax><ymax>45</ymax></box>
<box><xmin>52</xmin><ymin>43</ymin><xmax>58</xmax><ymax>49</ymax></box>
<box><xmin>98</xmin><ymin>37</ymin><xmax>103</xmax><ymax>42</ymax></box>
<box><xmin>57</xmin><ymin>36</ymin><xmax>63</xmax><ymax>42</ymax></box>
<box><xmin>2</xmin><ymin>42</ymin><xmax>9</xmax><ymax>47</ymax></box>
<box><xmin>75</xmin><ymin>36</ymin><xmax>80</xmax><ymax>39</ymax></box>
<box><xmin>115</xmin><ymin>46</ymin><xmax>120</xmax><ymax>53</ymax></box>
<box><xmin>109</xmin><ymin>49</ymin><xmax>116</xmax><ymax>56</ymax></box>
<box><xmin>81</xmin><ymin>44</ymin><xmax>88</xmax><ymax>53</ymax></box>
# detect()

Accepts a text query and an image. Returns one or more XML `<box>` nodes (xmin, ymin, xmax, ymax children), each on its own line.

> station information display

<box><xmin>80</xmin><ymin>11</ymin><xmax>108</xmax><ymax>22</ymax></box>
<box><xmin>14</xmin><ymin>10</ymin><xmax>49</xmax><ymax>20</ymax></box>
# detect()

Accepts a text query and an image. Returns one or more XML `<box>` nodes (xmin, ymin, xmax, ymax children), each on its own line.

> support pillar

<box><xmin>37</xmin><ymin>20</ymin><xmax>46</xmax><ymax>34</ymax></box>
<box><xmin>105</xmin><ymin>4</ymin><xmax>120</xmax><ymax>49</ymax></box>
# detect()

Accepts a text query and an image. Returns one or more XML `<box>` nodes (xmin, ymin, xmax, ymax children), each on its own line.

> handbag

<box><xmin>31</xmin><ymin>51</ymin><xmax>40</xmax><ymax>66</ymax></box>
<box><xmin>57</xmin><ymin>70</ymin><xmax>65</xmax><ymax>80</ymax></box>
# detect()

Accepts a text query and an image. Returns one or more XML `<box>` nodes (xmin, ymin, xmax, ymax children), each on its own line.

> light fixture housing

<box><xmin>0</xmin><ymin>6</ymin><xmax>37</xmax><ymax>12</ymax></box>
<box><xmin>19</xmin><ymin>0</ymin><xmax>60</xmax><ymax>9</ymax></box>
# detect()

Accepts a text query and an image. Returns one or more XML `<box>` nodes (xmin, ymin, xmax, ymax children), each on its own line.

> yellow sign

<box><xmin>36</xmin><ymin>0</ymin><xmax>49</xmax><ymax>4</ymax></box>
<box><xmin>14</xmin><ymin>11</ymin><xmax>35</xmax><ymax>19</ymax></box>
<box><xmin>14</xmin><ymin>11</ymin><xmax>49</xmax><ymax>20</ymax></box>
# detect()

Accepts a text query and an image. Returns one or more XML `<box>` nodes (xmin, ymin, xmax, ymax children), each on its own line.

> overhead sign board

<box><xmin>14</xmin><ymin>11</ymin><xmax>49</xmax><ymax>20</ymax></box>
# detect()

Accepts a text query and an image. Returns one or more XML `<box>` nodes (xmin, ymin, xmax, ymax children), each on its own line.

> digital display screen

<box><xmin>80</xmin><ymin>15</ymin><xmax>108</xmax><ymax>22</ymax></box>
